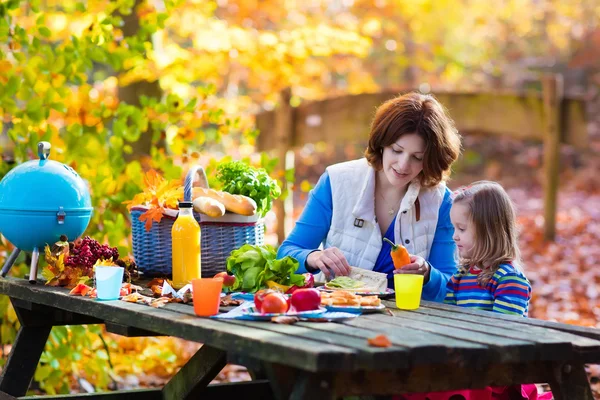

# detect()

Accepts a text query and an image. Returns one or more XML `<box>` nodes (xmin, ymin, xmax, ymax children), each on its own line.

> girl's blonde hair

<box><xmin>452</xmin><ymin>181</ymin><xmax>522</xmax><ymax>286</ymax></box>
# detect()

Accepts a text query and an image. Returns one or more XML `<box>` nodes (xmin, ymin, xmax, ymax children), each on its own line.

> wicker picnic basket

<box><xmin>130</xmin><ymin>165</ymin><xmax>264</xmax><ymax>277</ymax></box>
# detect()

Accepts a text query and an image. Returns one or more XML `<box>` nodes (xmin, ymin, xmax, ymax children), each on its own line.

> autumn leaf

<box><xmin>44</xmin><ymin>245</ymin><xmax>57</xmax><ymax>266</ymax></box>
<box><xmin>56</xmin><ymin>253</ymin><xmax>66</xmax><ymax>273</ymax></box>
<box><xmin>367</xmin><ymin>334</ymin><xmax>392</xmax><ymax>348</ymax></box>
<box><xmin>42</xmin><ymin>266</ymin><xmax>60</xmax><ymax>286</ymax></box>
<box><xmin>139</xmin><ymin>207</ymin><xmax>165</xmax><ymax>231</ymax></box>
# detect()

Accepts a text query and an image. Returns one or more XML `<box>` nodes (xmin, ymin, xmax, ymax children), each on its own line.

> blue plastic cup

<box><xmin>95</xmin><ymin>266</ymin><xmax>124</xmax><ymax>300</ymax></box>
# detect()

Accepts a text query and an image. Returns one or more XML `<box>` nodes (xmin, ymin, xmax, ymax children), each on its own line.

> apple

<box><xmin>290</xmin><ymin>288</ymin><xmax>321</xmax><ymax>312</ymax></box>
<box><xmin>213</xmin><ymin>271</ymin><xmax>236</xmax><ymax>288</ymax></box>
<box><xmin>302</xmin><ymin>273</ymin><xmax>315</xmax><ymax>288</ymax></box>
<box><xmin>286</xmin><ymin>273</ymin><xmax>316</xmax><ymax>294</ymax></box>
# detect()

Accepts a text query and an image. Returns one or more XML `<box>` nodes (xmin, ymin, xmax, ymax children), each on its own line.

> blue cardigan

<box><xmin>277</xmin><ymin>171</ymin><xmax>457</xmax><ymax>302</ymax></box>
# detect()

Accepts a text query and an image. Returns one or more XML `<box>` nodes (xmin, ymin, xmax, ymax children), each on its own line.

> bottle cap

<box><xmin>178</xmin><ymin>201</ymin><xmax>193</xmax><ymax>208</ymax></box>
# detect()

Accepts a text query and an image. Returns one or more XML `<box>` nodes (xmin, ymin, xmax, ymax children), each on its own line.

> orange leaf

<box><xmin>367</xmin><ymin>334</ymin><xmax>392</xmax><ymax>348</ymax></box>
<box><xmin>139</xmin><ymin>207</ymin><xmax>165</xmax><ymax>231</ymax></box>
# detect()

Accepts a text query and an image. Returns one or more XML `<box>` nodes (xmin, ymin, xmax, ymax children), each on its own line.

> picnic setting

<box><xmin>2</xmin><ymin>1</ymin><xmax>600</xmax><ymax>399</ymax></box>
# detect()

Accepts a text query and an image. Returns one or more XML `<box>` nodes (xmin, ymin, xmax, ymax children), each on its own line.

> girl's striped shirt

<box><xmin>443</xmin><ymin>263</ymin><xmax>531</xmax><ymax>317</ymax></box>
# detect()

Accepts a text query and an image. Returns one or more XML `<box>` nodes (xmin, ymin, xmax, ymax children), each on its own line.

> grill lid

<box><xmin>0</xmin><ymin>142</ymin><xmax>92</xmax><ymax>213</ymax></box>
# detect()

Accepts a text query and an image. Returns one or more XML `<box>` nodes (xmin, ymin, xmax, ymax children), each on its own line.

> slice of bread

<box><xmin>346</xmin><ymin>267</ymin><xmax>388</xmax><ymax>292</ymax></box>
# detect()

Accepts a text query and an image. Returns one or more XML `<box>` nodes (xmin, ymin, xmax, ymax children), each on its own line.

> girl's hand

<box><xmin>306</xmin><ymin>247</ymin><xmax>351</xmax><ymax>279</ymax></box>
<box><xmin>393</xmin><ymin>255</ymin><xmax>430</xmax><ymax>282</ymax></box>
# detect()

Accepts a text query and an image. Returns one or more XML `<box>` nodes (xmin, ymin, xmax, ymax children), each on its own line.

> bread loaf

<box><xmin>192</xmin><ymin>196</ymin><xmax>226</xmax><ymax>217</ymax></box>
<box><xmin>192</xmin><ymin>187</ymin><xmax>257</xmax><ymax>216</ymax></box>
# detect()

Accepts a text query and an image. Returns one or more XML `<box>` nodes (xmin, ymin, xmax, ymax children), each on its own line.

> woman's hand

<box><xmin>393</xmin><ymin>255</ymin><xmax>430</xmax><ymax>283</ymax></box>
<box><xmin>306</xmin><ymin>247</ymin><xmax>351</xmax><ymax>279</ymax></box>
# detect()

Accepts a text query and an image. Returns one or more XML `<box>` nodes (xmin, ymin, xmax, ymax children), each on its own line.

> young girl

<box><xmin>396</xmin><ymin>181</ymin><xmax>551</xmax><ymax>400</ymax></box>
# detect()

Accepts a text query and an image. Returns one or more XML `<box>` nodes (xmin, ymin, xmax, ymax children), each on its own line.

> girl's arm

<box><xmin>492</xmin><ymin>271</ymin><xmax>532</xmax><ymax>316</ymax></box>
<box><xmin>422</xmin><ymin>188</ymin><xmax>458</xmax><ymax>302</ymax></box>
<box><xmin>442</xmin><ymin>273</ymin><xmax>459</xmax><ymax>305</ymax></box>
<box><xmin>276</xmin><ymin>172</ymin><xmax>333</xmax><ymax>274</ymax></box>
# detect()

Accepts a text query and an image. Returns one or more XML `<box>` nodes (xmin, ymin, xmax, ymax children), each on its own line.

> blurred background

<box><xmin>1</xmin><ymin>0</ymin><xmax>600</xmax><ymax>396</ymax></box>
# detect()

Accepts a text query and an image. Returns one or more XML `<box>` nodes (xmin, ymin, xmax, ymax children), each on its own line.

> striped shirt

<box><xmin>443</xmin><ymin>263</ymin><xmax>532</xmax><ymax>317</ymax></box>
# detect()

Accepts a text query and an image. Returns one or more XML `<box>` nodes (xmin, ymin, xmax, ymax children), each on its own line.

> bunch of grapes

<box><xmin>65</xmin><ymin>236</ymin><xmax>120</xmax><ymax>267</ymax></box>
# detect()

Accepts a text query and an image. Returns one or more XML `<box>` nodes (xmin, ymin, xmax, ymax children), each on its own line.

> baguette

<box><xmin>192</xmin><ymin>196</ymin><xmax>226</xmax><ymax>217</ymax></box>
<box><xmin>192</xmin><ymin>187</ymin><xmax>257</xmax><ymax>216</ymax></box>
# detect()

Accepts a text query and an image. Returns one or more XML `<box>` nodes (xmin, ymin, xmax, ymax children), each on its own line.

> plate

<box><xmin>323</xmin><ymin>303</ymin><xmax>387</xmax><ymax>314</ymax></box>
<box><xmin>318</xmin><ymin>286</ymin><xmax>395</xmax><ymax>298</ymax></box>
<box><xmin>242</xmin><ymin>306</ymin><xmax>327</xmax><ymax>321</ymax></box>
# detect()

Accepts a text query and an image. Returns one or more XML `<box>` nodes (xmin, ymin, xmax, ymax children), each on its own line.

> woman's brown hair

<box><xmin>452</xmin><ymin>181</ymin><xmax>523</xmax><ymax>286</ymax></box>
<box><xmin>365</xmin><ymin>92</ymin><xmax>462</xmax><ymax>188</ymax></box>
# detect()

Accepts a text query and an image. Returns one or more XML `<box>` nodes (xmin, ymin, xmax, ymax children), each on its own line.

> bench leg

<box><xmin>0</xmin><ymin>325</ymin><xmax>51</xmax><ymax>397</ymax></box>
<box><xmin>162</xmin><ymin>344</ymin><xmax>227</xmax><ymax>400</ymax></box>
<box><xmin>548</xmin><ymin>362</ymin><xmax>593</xmax><ymax>400</ymax></box>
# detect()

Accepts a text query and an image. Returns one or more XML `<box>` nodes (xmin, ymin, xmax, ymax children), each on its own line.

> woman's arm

<box><xmin>276</xmin><ymin>172</ymin><xmax>333</xmax><ymax>274</ymax></box>
<box><xmin>422</xmin><ymin>188</ymin><xmax>458</xmax><ymax>302</ymax></box>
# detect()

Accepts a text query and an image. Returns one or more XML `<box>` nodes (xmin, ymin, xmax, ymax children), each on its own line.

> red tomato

<box><xmin>260</xmin><ymin>292</ymin><xmax>289</xmax><ymax>314</ymax></box>
<box><xmin>254</xmin><ymin>289</ymin><xmax>275</xmax><ymax>312</ymax></box>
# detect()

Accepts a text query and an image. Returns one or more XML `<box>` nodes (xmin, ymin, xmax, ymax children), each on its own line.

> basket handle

<box><xmin>184</xmin><ymin>165</ymin><xmax>209</xmax><ymax>202</ymax></box>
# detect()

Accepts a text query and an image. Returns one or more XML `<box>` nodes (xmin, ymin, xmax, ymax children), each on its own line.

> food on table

<box><xmin>383</xmin><ymin>238</ymin><xmax>411</xmax><ymax>269</ymax></box>
<box><xmin>226</xmin><ymin>244</ymin><xmax>305</xmax><ymax>293</ymax></box>
<box><xmin>323</xmin><ymin>267</ymin><xmax>388</xmax><ymax>292</ymax></box>
<box><xmin>192</xmin><ymin>187</ymin><xmax>257</xmax><ymax>216</ymax></box>
<box><xmin>253</xmin><ymin>289</ymin><xmax>275</xmax><ymax>312</ymax></box>
<box><xmin>268</xmin><ymin>273</ymin><xmax>315</xmax><ymax>294</ymax></box>
<box><xmin>193</xmin><ymin>196</ymin><xmax>226</xmax><ymax>217</ymax></box>
<box><xmin>286</xmin><ymin>273</ymin><xmax>315</xmax><ymax>294</ymax></box>
<box><xmin>324</xmin><ymin>276</ymin><xmax>365</xmax><ymax>290</ymax></box>
<box><xmin>215</xmin><ymin>160</ymin><xmax>281</xmax><ymax>217</ymax></box>
<box><xmin>290</xmin><ymin>288</ymin><xmax>321</xmax><ymax>312</ymax></box>
<box><xmin>257</xmin><ymin>291</ymin><xmax>289</xmax><ymax>314</ymax></box>
<box><xmin>320</xmin><ymin>291</ymin><xmax>381</xmax><ymax>307</ymax></box>
<box><xmin>266</xmin><ymin>280</ymin><xmax>291</xmax><ymax>293</ymax></box>
<box><xmin>43</xmin><ymin>236</ymin><xmax>134</xmax><ymax>288</ymax></box>
<box><xmin>213</xmin><ymin>271</ymin><xmax>236</xmax><ymax>287</ymax></box>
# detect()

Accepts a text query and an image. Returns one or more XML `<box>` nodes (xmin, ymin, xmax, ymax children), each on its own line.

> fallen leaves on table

<box><xmin>147</xmin><ymin>278</ymin><xmax>165</xmax><ymax>288</ymax></box>
<box><xmin>150</xmin><ymin>297</ymin><xmax>171</xmax><ymax>308</ymax></box>
<box><xmin>220</xmin><ymin>295</ymin><xmax>244</xmax><ymax>307</ymax></box>
<box><xmin>271</xmin><ymin>316</ymin><xmax>299</xmax><ymax>324</ymax></box>
<box><xmin>367</xmin><ymin>334</ymin><xmax>392</xmax><ymax>348</ymax></box>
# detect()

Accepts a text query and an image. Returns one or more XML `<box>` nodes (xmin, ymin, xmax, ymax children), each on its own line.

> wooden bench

<box><xmin>0</xmin><ymin>277</ymin><xmax>599</xmax><ymax>399</ymax></box>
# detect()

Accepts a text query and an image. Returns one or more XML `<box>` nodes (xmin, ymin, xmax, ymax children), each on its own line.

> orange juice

<box><xmin>172</xmin><ymin>202</ymin><xmax>201</xmax><ymax>289</ymax></box>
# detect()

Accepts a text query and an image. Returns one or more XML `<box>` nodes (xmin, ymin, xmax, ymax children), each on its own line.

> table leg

<box><xmin>288</xmin><ymin>371</ymin><xmax>337</xmax><ymax>400</ymax></box>
<box><xmin>0</xmin><ymin>325</ymin><xmax>51</xmax><ymax>397</ymax></box>
<box><xmin>548</xmin><ymin>362</ymin><xmax>594</xmax><ymax>400</ymax></box>
<box><xmin>264</xmin><ymin>363</ymin><xmax>337</xmax><ymax>400</ymax></box>
<box><xmin>162</xmin><ymin>344</ymin><xmax>227</xmax><ymax>400</ymax></box>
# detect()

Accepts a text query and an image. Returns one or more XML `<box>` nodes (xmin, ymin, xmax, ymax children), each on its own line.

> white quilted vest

<box><xmin>324</xmin><ymin>158</ymin><xmax>446</xmax><ymax>270</ymax></box>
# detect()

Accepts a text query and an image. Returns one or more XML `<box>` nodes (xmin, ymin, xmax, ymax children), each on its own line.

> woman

<box><xmin>277</xmin><ymin>92</ymin><xmax>462</xmax><ymax>301</ymax></box>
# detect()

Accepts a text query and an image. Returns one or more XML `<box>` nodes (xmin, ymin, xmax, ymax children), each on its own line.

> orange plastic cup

<box><xmin>192</xmin><ymin>278</ymin><xmax>223</xmax><ymax>317</ymax></box>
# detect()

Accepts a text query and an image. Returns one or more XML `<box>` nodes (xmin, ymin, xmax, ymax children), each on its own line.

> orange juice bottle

<box><xmin>172</xmin><ymin>201</ymin><xmax>201</xmax><ymax>289</ymax></box>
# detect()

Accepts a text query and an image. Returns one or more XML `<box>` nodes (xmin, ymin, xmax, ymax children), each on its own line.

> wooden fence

<box><xmin>256</xmin><ymin>75</ymin><xmax>589</xmax><ymax>243</ymax></box>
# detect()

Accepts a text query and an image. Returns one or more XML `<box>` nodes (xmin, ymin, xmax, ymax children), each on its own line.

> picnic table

<box><xmin>0</xmin><ymin>277</ymin><xmax>599</xmax><ymax>400</ymax></box>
